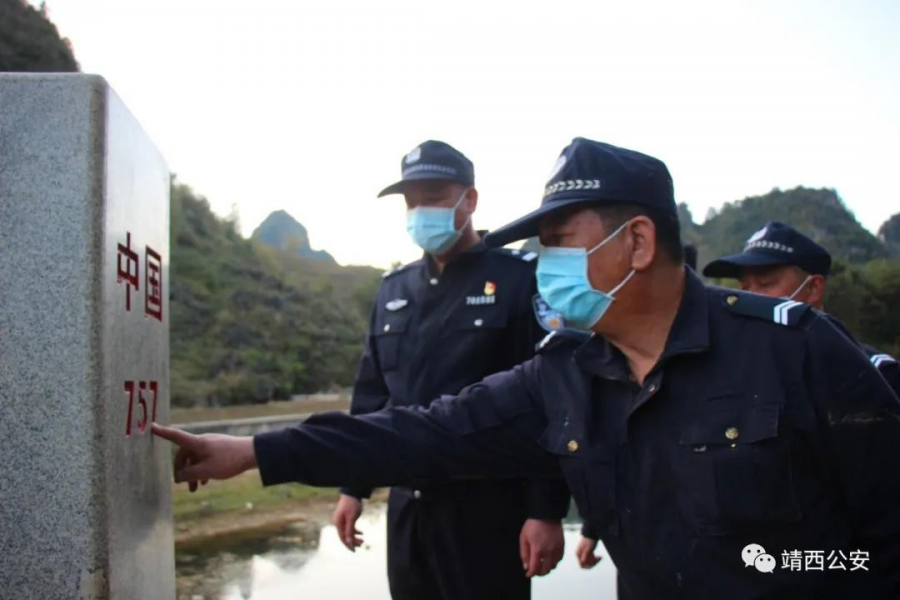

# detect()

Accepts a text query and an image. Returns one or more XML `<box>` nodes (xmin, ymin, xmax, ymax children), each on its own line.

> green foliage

<box><xmin>170</xmin><ymin>179</ymin><xmax>380</xmax><ymax>407</ymax></box>
<box><xmin>859</xmin><ymin>260</ymin><xmax>900</xmax><ymax>356</ymax></box>
<box><xmin>822</xmin><ymin>260</ymin><xmax>900</xmax><ymax>356</ymax></box>
<box><xmin>878</xmin><ymin>212</ymin><xmax>900</xmax><ymax>255</ymax></box>
<box><xmin>0</xmin><ymin>0</ymin><xmax>78</xmax><ymax>72</ymax></box>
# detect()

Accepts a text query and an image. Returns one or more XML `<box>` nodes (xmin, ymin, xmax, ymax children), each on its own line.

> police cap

<box><xmin>703</xmin><ymin>221</ymin><xmax>832</xmax><ymax>278</ymax></box>
<box><xmin>485</xmin><ymin>137</ymin><xmax>676</xmax><ymax>247</ymax></box>
<box><xmin>378</xmin><ymin>140</ymin><xmax>475</xmax><ymax>197</ymax></box>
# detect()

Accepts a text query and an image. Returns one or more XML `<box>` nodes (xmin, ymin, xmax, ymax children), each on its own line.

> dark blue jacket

<box><xmin>256</xmin><ymin>270</ymin><xmax>900</xmax><ymax>599</ymax></box>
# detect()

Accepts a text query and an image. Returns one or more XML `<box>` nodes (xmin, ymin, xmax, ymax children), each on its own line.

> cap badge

<box><xmin>746</xmin><ymin>226</ymin><xmax>768</xmax><ymax>245</ymax></box>
<box><xmin>547</xmin><ymin>155</ymin><xmax>567</xmax><ymax>180</ymax></box>
<box><xmin>484</xmin><ymin>281</ymin><xmax>496</xmax><ymax>296</ymax></box>
<box><xmin>405</xmin><ymin>146</ymin><xmax>422</xmax><ymax>164</ymax></box>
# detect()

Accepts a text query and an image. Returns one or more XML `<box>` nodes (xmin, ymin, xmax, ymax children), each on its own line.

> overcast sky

<box><xmin>40</xmin><ymin>0</ymin><xmax>900</xmax><ymax>268</ymax></box>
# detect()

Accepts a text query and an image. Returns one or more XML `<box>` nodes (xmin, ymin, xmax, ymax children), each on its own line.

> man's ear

<box><xmin>627</xmin><ymin>216</ymin><xmax>656</xmax><ymax>271</ymax></box>
<box><xmin>465</xmin><ymin>187</ymin><xmax>478</xmax><ymax>213</ymax></box>
<box><xmin>806</xmin><ymin>274</ymin><xmax>827</xmax><ymax>307</ymax></box>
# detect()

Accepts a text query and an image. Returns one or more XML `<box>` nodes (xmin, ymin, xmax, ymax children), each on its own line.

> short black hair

<box><xmin>592</xmin><ymin>204</ymin><xmax>684</xmax><ymax>264</ymax></box>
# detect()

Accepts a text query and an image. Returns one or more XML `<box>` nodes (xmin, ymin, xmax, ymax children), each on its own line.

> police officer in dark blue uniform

<box><xmin>330</xmin><ymin>140</ymin><xmax>570</xmax><ymax>600</ymax></box>
<box><xmin>156</xmin><ymin>138</ymin><xmax>900</xmax><ymax>600</ymax></box>
<box><xmin>703</xmin><ymin>221</ymin><xmax>900</xmax><ymax>397</ymax></box>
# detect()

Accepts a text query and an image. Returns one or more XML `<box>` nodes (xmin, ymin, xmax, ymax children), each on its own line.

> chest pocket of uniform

<box><xmin>374</xmin><ymin>312</ymin><xmax>411</xmax><ymax>372</ymax></box>
<box><xmin>679</xmin><ymin>401</ymin><xmax>801</xmax><ymax>536</ymax></box>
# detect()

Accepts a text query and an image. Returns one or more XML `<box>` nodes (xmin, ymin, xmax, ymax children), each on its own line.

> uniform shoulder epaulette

<box><xmin>536</xmin><ymin>328</ymin><xmax>592</xmax><ymax>354</ymax></box>
<box><xmin>381</xmin><ymin>260</ymin><xmax>421</xmax><ymax>279</ymax></box>
<box><xmin>494</xmin><ymin>247</ymin><xmax>539</xmax><ymax>262</ymax></box>
<box><xmin>871</xmin><ymin>353</ymin><xmax>897</xmax><ymax>369</ymax></box>
<box><xmin>719</xmin><ymin>289</ymin><xmax>812</xmax><ymax>327</ymax></box>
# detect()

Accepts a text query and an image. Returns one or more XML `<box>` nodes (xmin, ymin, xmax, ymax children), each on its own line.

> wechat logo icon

<box><xmin>743</xmin><ymin>543</ymin><xmax>776</xmax><ymax>573</ymax></box>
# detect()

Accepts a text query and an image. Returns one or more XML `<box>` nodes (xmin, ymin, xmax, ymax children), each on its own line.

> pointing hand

<box><xmin>152</xmin><ymin>424</ymin><xmax>257</xmax><ymax>491</ymax></box>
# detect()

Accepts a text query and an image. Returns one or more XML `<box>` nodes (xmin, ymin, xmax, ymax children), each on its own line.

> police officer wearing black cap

<box><xmin>155</xmin><ymin>137</ymin><xmax>900</xmax><ymax>600</ymax></box>
<box><xmin>329</xmin><ymin>140</ymin><xmax>570</xmax><ymax>600</ymax></box>
<box><xmin>703</xmin><ymin>222</ymin><xmax>900</xmax><ymax>396</ymax></box>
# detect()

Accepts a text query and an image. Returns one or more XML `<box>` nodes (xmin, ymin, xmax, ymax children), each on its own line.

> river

<box><xmin>176</xmin><ymin>505</ymin><xmax>617</xmax><ymax>599</ymax></box>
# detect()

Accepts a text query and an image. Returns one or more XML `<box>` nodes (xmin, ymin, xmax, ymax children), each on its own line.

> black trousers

<box><xmin>386</xmin><ymin>480</ymin><xmax>531</xmax><ymax>600</ymax></box>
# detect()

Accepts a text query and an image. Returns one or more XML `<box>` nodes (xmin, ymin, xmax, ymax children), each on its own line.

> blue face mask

<box><xmin>536</xmin><ymin>221</ymin><xmax>636</xmax><ymax>329</ymax></box>
<box><xmin>406</xmin><ymin>189</ymin><xmax>470</xmax><ymax>254</ymax></box>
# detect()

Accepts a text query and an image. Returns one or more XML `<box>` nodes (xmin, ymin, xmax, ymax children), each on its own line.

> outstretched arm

<box><xmin>154</xmin><ymin>360</ymin><xmax>561</xmax><ymax>490</ymax></box>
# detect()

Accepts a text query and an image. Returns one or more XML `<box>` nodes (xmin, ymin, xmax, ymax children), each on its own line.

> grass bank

<box><xmin>172</xmin><ymin>469</ymin><xmax>336</xmax><ymax>547</ymax></box>
<box><xmin>172</xmin><ymin>468</ymin><xmax>387</xmax><ymax>548</ymax></box>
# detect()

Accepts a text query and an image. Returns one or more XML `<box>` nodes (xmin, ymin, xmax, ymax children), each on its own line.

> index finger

<box><xmin>152</xmin><ymin>423</ymin><xmax>198</xmax><ymax>449</ymax></box>
<box><xmin>526</xmin><ymin>550</ymin><xmax>542</xmax><ymax>579</ymax></box>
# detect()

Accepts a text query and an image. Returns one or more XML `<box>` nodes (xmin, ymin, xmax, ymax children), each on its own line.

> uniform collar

<box><xmin>575</xmin><ymin>267</ymin><xmax>711</xmax><ymax>380</ymax></box>
<box><xmin>660</xmin><ymin>268</ymin><xmax>711</xmax><ymax>359</ymax></box>
<box><xmin>424</xmin><ymin>233</ymin><xmax>489</xmax><ymax>277</ymax></box>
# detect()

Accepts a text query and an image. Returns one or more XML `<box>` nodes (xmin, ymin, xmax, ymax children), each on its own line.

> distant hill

<box><xmin>0</xmin><ymin>0</ymin><xmax>78</xmax><ymax>72</ymax></box>
<box><xmin>252</xmin><ymin>210</ymin><xmax>336</xmax><ymax>264</ymax></box>
<box><xmin>170</xmin><ymin>182</ymin><xmax>380</xmax><ymax>407</ymax></box>
<box><xmin>519</xmin><ymin>186</ymin><xmax>891</xmax><ymax>267</ymax></box>
<box><xmin>879</xmin><ymin>212</ymin><xmax>900</xmax><ymax>254</ymax></box>
<box><xmin>688</xmin><ymin>187</ymin><xmax>891</xmax><ymax>270</ymax></box>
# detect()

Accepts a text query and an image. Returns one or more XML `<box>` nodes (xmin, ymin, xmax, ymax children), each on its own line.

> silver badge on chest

<box><xmin>385</xmin><ymin>299</ymin><xmax>408</xmax><ymax>311</ymax></box>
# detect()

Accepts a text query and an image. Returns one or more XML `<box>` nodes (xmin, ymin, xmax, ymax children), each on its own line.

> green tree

<box><xmin>169</xmin><ymin>178</ymin><xmax>375</xmax><ymax>407</ymax></box>
<box><xmin>878</xmin><ymin>213</ymin><xmax>900</xmax><ymax>256</ymax></box>
<box><xmin>0</xmin><ymin>0</ymin><xmax>78</xmax><ymax>72</ymax></box>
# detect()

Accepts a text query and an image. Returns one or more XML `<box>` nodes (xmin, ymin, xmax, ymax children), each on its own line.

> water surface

<box><xmin>177</xmin><ymin>506</ymin><xmax>617</xmax><ymax>599</ymax></box>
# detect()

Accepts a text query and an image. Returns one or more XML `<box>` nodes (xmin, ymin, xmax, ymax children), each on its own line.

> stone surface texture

<box><xmin>0</xmin><ymin>74</ymin><xmax>173</xmax><ymax>599</ymax></box>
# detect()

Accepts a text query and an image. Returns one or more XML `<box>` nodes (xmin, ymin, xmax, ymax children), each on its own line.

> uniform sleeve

<box><xmin>254</xmin><ymin>359</ymin><xmax>561</xmax><ymax>490</ymax></box>
<box><xmin>340</xmin><ymin>301</ymin><xmax>391</xmax><ymax>500</ymax></box>
<box><xmin>805</xmin><ymin>317</ymin><xmax>900</xmax><ymax>590</ymax></box>
<box><xmin>876</xmin><ymin>358</ymin><xmax>900</xmax><ymax>401</ymax></box>
<box><xmin>580</xmin><ymin>519</ymin><xmax>603</xmax><ymax>540</ymax></box>
<box><xmin>510</xmin><ymin>270</ymin><xmax>572</xmax><ymax>519</ymax></box>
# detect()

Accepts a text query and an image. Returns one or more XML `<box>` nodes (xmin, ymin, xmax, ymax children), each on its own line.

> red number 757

<box><xmin>124</xmin><ymin>380</ymin><xmax>159</xmax><ymax>437</ymax></box>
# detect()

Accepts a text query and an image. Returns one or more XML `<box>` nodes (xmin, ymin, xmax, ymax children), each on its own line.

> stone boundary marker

<box><xmin>0</xmin><ymin>74</ymin><xmax>174</xmax><ymax>599</ymax></box>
